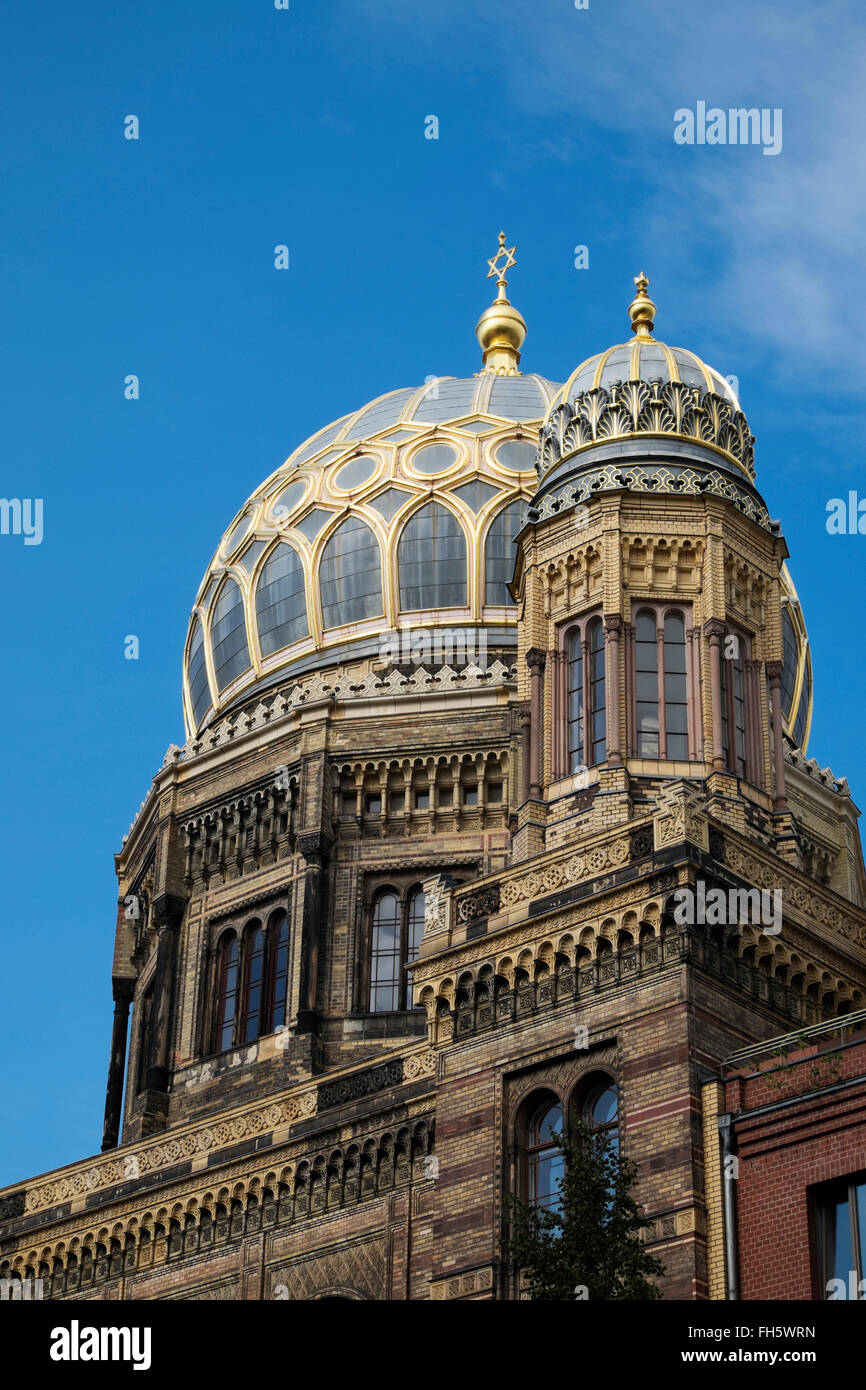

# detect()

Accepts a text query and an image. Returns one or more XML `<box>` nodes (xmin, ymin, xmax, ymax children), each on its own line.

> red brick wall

<box><xmin>726</xmin><ymin>1032</ymin><xmax>866</xmax><ymax>1300</ymax></box>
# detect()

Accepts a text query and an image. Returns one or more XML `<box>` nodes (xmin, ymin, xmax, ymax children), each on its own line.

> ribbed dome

<box><xmin>183</xmin><ymin>373</ymin><xmax>560</xmax><ymax>735</ymax></box>
<box><xmin>538</xmin><ymin>274</ymin><xmax>755</xmax><ymax>483</ymax></box>
<box><xmin>558</xmin><ymin>339</ymin><xmax>741</xmax><ymax>412</ymax></box>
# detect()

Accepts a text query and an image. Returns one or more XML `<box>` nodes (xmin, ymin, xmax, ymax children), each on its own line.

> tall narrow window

<box><xmin>407</xmin><ymin>886</ymin><xmax>425</xmax><ymax>964</ymax></box>
<box><xmin>816</xmin><ymin>1173</ymin><xmax>866</xmax><ymax>1298</ymax></box>
<box><xmin>635</xmin><ymin>611</ymin><xmax>659</xmax><ymax>756</ymax></box>
<box><xmin>588</xmin><ymin>618</ymin><xmax>606</xmax><ymax>764</ymax></box>
<box><xmin>370</xmin><ymin>890</ymin><xmax>401</xmax><ymax>1012</ymax></box>
<box><xmin>267</xmin><ymin>912</ymin><xmax>290</xmax><ymax>1033</ymax></box>
<box><xmin>368</xmin><ymin>884</ymin><xmax>426</xmax><ymax>1012</ymax></box>
<box><xmin>720</xmin><ymin>630</ymin><xmax>748</xmax><ymax>776</ymax></box>
<box><xmin>567</xmin><ymin>629</ymin><xmax>584</xmax><ymax>772</ymax></box>
<box><xmin>664</xmin><ymin>611</ymin><xmax>689</xmax><ymax>760</ymax></box>
<box><xmin>239</xmin><ymin>924</ymin><xmax>264</xmax><ymax>1043</ymax></box>
<box><xmin>631</xmin><ymin>605</ymin><xmax>692</xmax><ymax>760</ymax></box>
<box><xmin>527</xmin><ymin>1097</ymin><xmax>565</xmax><ymax>1213</ymax></box>
<box><xmin>566</xmin><ymin>614</ymin><xmax>606</xmax><ymax>771</ymax></box>
<box><xmin>584</xmin><ymin>1079</ymin><xmax>619</xmax><ymax>1158</ymax></box>
<box><xmin>214</xmin><ymin>933</ymin><xmax>239</xmax><ymax>1053</ymax></box>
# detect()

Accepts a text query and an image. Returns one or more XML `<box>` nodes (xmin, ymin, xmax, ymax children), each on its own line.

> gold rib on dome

<box><xmin>475</xmin><ymin>231</ymin><xmax>527</xmax><ymax>376</ymax></box>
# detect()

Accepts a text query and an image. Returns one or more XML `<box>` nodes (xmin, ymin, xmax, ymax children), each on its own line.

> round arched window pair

<box><xmin>526</xmin><ymin>1079</ymin><xmax>619</xmax><ymax>1211</ymax></box>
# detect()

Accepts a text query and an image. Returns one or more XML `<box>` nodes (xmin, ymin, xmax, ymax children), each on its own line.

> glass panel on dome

<box><xmin>293</xmin><ymin>508</ymin><xmax>336</xmax><ymax>543</ymax></box>
<box><xmin>410</xmin><ymin>442</ymin><xmax>459</xmax><ymax>475</ymax></box>
<box><xmin>385</xmin><ymin>428</ymin><xmax>418</xmax><ymax>442</ymax></box>
<box><xmin>237</xmin><ymin>539</ymin><xmax>266</xmax><ymax>574</ymax></box>
<box><xmin>597</xmin><ymin>346</ymin><xmax>630</xmax><ymax>384</ymax></box>
<box><xmin>495</xmin><ymin>439</ymin><xmax>537</xmax><ymax>472</ymax></box>
<box><xmin>293</xmin><ymin>417</ymin><xmax>350</xmax><ymax>464</ymax></box>
<box><xmin>270</xmin><ymin>480</ymin><xmax>306</xmax><ymax>524</ymax></box>
<box><xmin>484</xmin><ymin>500</ymin><xmax>524</xmax><ymax>605</ymax></box>
<box><xmin>334</xmin><ymin>455</ymin><xmax>378</xmax><ymax>491</ymax></box>
<box><xmin>453</xmin><ymin>480</ymin><xmax>500</xmax><ymax>513</ymax></box>
<box><xmin>412</xmin><ymin>379</ymin><xmax>476</xmax><ymax>423</ymax></box>
<box><xmin>223</xmin><ymin>513</ymin><xmax>252</xmax><ymax>557</ymax></box>
<box><xmin>256</xmin><ymin>543</ymin><xmax>309</xmax><ymax>656</ymax></box>
<box><xmin>793</xmin><ymin>683</ymin><xmax>809</xmax><ymax>748</ymax></box>
<box><xmin>672</xmin><ymin>352</ymin><xmax>706</xmax><ymax>390</ymax></box>
<box><xmin>638</xmin><ymin>345</ymin><xmax>667</xmax><ymax>379</ymax></box>
<box><xmin>488</xmin><ymin>377</ymin><xmax>544</xmax><ymax>419</ymax></box>
<box><xmin>366</xmin><ymin>486</ymin><xmax>413</xmax><ymax>523</ymax></box>
<box><xmin>457</xmin><ymin>419</ymin><xmax>494</xmax><ymax>434</ymax></box>
<box><xmin>569</xmin><ymin>362</ymin><xmax>599</xmax><ymax>397</ymax></box>
<box><xmin>188</xmin><ymin>617</ymin><xmax>212</xmax><ymax>727</ymax></box>
<box><xmin>398</xmin><ymin>502</ymin><xmax>467</xmax><ymax>610</ymax></box>
<box><xmin>348</xmin><ymin>388</ymin><xmax>415</xmax><ymax>439</ymax></box>
<box><xmin>781</xmin><ymin>609</ymin><xmax>798</xmax><ymax>719</ymax></box>
<box><xmin>211</xmin><ymin>578</ymin><xmax>251</xmax><ymax>692</ymax></box>
<box><xmin>320</xmin><ymin>517</ymin><xmax>383</xmax><ymax>628</ymax></box>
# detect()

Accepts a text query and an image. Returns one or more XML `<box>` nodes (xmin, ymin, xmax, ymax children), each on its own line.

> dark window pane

<box><xmin>484</xmin><ymin>501</ymin><xmax>523</xmax><ymax>605</ymax></box>
<box><xmin>320</xmin><ymin>517</ymin><xmax>383</xmax><ymax>628</ymax></box>
<box><xmin>188</xmin><ymin>618</ymin><xmax>211</xmax><ymax>727</ymax></box>
<box><xmin>398</xmin><ymin>502</ymin><xmax>468</xmax><ymax>609</ymax></box>
<box><xmin>211</xmin><ymin>579</ymin><xmax>251</xmax><ymax>693</ymax></box>
<box><xmin>256</xmin><ymin>543</ymin><xmax>309</xmax><ymax>655</ymax></box>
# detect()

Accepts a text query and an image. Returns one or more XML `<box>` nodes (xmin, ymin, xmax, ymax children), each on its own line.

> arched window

<box><xmin>635</xmin><ymin>610</ymin><xmax>659</xmax><ymax>756</ymax></box>
<box><xmin>370</xmin><ymin>890</ymin><xmax>401</xmax><ymax>1013</ymax></box>
<box><xmin>631</xmin><ymin>605</ymin><xmax>692</xmax><ymax>759</ymax></box>
<box><xmin>664</xmin><ymin>611</ymin><xmax>689</xmax><ymax>760</ymax></box>
<box><xmin>582</xmin><ymin>1077</ymin><xmax>619</xmax><ymax>1158</ymax></box>
<box><xmin>187</xmin><ymin>617</ymin><xmax>212</xmax><ymax>728</ymax></box>
<box><xmin>214</xmin><ymin>933</ymin><xmax>239</xmax><ymax>1053</ymax></box>
<box><xmin>319</xmin><ymin>517</ymin><xmax>384</xmax><ymax>629</ymax></box>
<box><xmin>527</xmin><ymin>1096</ymin><xmax>565</xmax><ymax>1212</ymax></box>
<box><xmin>484</xmin><ymin>500</ymin><xmax>524</xmax><ymax>605</ymax></box>
<box><xmin>566</xmin><ymin>613</ymin><xmax>606</xmax><ymax>771</ymax></box>
<box><xmin>256</xmin><ymin>543</ymin><xmax>309</xmax><ymax>656</ymax></box>
<box><xmin>398</xmin><ymin>502</ymin><xmax>467</xmax><ymax>610</ymax></box>
<box><xmin>239</xmin><ymin>923</ymin><xmax>264</xmax><ymax>1043</ymax></box>
<box><xmin>267</xmin><ymin>912</ymin><xmax>290</xmax><ymax>1033</ymax></box>
<box><xmin>368</xmin><ymin>884</ymin><xmax>427</xmax><ymax>1012</ymax></box>
<box><xmin>211</xmin><ymin>578</ymin><xmax>251</xmax><ymax>693</ymax></box>
<box><xmin>213</xmin><ymin>914</ymin><xmax>291</xmax><ymax>1053</ymax></box>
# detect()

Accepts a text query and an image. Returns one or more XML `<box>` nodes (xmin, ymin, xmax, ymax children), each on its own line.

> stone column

<box><xmin>766</xmin><ymin>661</ymin><xmax>788</xmax><ymax>811</ymax></box>
<box><xmin>146</xmin><ymin>894</ymin><xmax>186</xmax><ymax>1093</ymax></box>
<box><xmin>101</xmin><ymin>978</ymin><xmax>134</xmax><ymax>1151</ymax></box>
<box><xmin>520</xmin><ymin>705</ymin><xmax>531</xmax><ymax>803</ymax></box>
<box><xmin>526</xmin><ymin>648</ymin><xmax>546</xmax><ymax>798</ymax></box>
<box><xmin>705</xmin><ymin>620</ymin><xmax>727</xmax><ymax>772</ymax></box>
<box><xmin>296</xmin><ymin>833</ymin><xmax>329</xmax><ymax>1031</ymax></box>
<box><xmin>604</xmin><ymin>615</ymin><xmax>622</xmax><ymax>765</ymax></box>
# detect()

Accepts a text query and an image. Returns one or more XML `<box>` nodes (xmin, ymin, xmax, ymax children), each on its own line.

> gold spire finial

<box><xmin>476</xmin><ymin>231</ymin><xmax>526</xmax><ymax>375</ymax></box>
<box><xmin>627</xmin><ymin>270</ymin><xmax>657</xmax><ymax>338</ymax></box>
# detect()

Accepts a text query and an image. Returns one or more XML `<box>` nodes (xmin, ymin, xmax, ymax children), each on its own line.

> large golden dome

<box><xmin>183</xmin><ymin>369</ymin><xmax>560</xmax><ymax>735</ymax></box>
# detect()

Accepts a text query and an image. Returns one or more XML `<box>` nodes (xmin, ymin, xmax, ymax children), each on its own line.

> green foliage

<box><xmin>505</xmin><ymin>1120</ymin><xmax>664</xmax><ymax>1301</ymax></box>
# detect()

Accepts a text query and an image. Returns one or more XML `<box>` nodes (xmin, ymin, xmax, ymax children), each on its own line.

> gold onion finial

<box><xmin>628</xmin><ymin>271</ymin><xmax>657</xmax><ymax>338</ymax></box>
<box><xmin>475</xmin><ymin>231</ymin><xmax>526</xmax><ymax>375</ymax></box>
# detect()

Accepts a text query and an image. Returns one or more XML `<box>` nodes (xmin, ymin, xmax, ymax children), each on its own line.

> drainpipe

<box><xmin>718</xmin><ymin>1113</ymin><xmax>740</xmax><ymax>1300</ymax></box>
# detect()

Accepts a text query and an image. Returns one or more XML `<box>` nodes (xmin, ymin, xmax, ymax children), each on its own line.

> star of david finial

<box><xmin>487</xmin><ymin>230</ymin><xmax>517</xmax><ymax>288</ymax></box>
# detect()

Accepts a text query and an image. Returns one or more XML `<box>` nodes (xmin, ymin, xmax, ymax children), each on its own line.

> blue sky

<box><xmin>1</xmin><ymin>0</ymin><xmax>864</xmax><ymax>1185</ymax></box>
